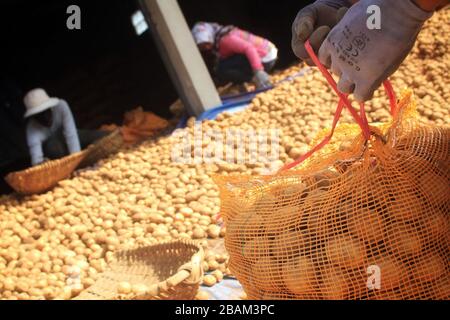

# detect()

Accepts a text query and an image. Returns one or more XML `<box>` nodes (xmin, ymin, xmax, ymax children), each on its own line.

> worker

<box><xmin>24</xmin><ymin>88</ymin><xmax>107</xmax><ymax>166</ymax></box>
<box><xmin>292</xmin><ymin>0</ymin><xmax>446</xmax><ymax>102</ymax></box>
<box><xmin>192</xmin><ymin>22</ymin><xmax>278</xmax><ymax>90</ymax></box>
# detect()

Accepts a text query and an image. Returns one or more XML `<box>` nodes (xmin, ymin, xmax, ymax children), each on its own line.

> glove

<box><xmin>292</xmin><ymin>0</ymin><xmax>351</xmax><ymax>65</ymax></box>
<box><xmin>318</xmin><ymin>0</ymin><xmax>433</xmax><ymax>102</ymax></box>
<box><xmin>253</xmin><ymin>70</ymin><xmax>272</xmax><ymax>89</ymax></box>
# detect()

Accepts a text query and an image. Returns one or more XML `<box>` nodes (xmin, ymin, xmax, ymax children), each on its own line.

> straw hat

<box><xmin>23</xmin><ymin>88</ymin><xmax>60</xmax><ymax>118</ymax></box>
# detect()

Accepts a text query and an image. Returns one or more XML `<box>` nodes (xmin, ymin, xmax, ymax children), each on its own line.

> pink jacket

<box><xmin>218</xmin><ymin>29</ymin><xmax>273</xmax><ymax>71</ymax></box>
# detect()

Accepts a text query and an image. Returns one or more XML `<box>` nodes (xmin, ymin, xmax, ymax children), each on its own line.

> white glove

<box><xmin>318</xmin><ymin>0</ymin><xmax>433</xmax><ymax>102</ymax></box>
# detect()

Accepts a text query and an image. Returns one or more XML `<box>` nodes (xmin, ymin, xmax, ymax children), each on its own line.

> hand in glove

<box><xmin>253</xmin><ymin>70</ymin><xmax>272</xmax><ymax>89</ymax></box>
<box><xmin>292</xmin><ymin>0</ymin><xmax>351</xmax><ymax>65</ymax></box>
<box><xmin>318</xmin><ymin>0</ymin><xmax>433</xmax><ymax>102</ymax></box>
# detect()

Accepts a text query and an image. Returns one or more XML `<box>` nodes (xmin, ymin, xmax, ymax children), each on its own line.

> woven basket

<box><xmin>74</xmin><ymin>240</ymin><xmax>204</xmax><ymax>300</ymax></box>
<box><xmin>79</xmin><ymin>129</ymin><xmax>124</xmax><ymax>168</ymax></box>
<box><xmin>4</xmin><ymin>151</ymin><xmax>86</xmax><ymax>195</ymax></box>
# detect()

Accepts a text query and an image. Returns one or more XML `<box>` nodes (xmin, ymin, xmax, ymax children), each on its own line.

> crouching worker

<box><xmin>192</xmin><ymin>22</ymin><xmax>278</xmax><ymax>90</ymax></box>
<box><xmin>24</xmin><ymin>88</ymin><xmax>107</xmax><ymax>166</ymax></box>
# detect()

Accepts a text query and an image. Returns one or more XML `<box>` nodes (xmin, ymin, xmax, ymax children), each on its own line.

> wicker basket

<box><xmin>79</xmin><ymin>129</ymin><xmax>124</xmax><ymax>168</ymax></box>
<box><xmin>4</xmin><ymin>151</ymin><xmax>86</xmax><ymax>195</ymax></box>
<box><xmin>74</xmin><ymin>240</ymin><xmax>204</xmax><ymax>300</ymax></box>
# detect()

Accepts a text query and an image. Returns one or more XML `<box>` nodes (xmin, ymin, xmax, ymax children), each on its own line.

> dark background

<box><xmin>0</xmin><ymin>0</ymin><xmax>312</xmax><ymax>191</ymax></box>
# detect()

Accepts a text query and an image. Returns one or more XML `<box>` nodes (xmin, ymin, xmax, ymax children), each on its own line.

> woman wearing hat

<box><xmin>192</xmin><ymin>22</ymin><xmax>278</xmax><ymax>90</ymax></box>
<box><xmin>24</xmin><ymin>88</ymin><xmax>107</xmax><ymax>166</ymax></box>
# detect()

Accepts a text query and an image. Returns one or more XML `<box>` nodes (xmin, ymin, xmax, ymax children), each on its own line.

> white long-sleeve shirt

<box><xmin>26</xmin><ymin>99</ymin><xmax>81</xmax><ymax>166</ymax></box>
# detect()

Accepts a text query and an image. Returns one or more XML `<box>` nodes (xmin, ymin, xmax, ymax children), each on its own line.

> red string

<box><xmin>303</xmin><ymin>41</ymin><xmax>372</xmax><ymax>139</ymax></box>
<box><xmin>383</xmin><ymin>80</ymin><xmax>398</xmax><ymax>116</ymax></box>
<box><xmin>280</xmin><ymin>40</ymin><xmax>397</xmax><ymax>172</ymax></box>
<box><xmin>280</xmin><ymin>99</ymin><xmax>346</xmax><ymax>171</ymax></box>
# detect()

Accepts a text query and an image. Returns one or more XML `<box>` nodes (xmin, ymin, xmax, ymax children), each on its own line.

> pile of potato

<box><xmin>0</xmin><ymin>9</ymin><xmax>448</xmax><ymax>300</ymax></box>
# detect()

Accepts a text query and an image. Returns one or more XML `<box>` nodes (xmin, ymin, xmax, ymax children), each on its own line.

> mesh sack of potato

<box><xmin>215</xmin><ymin>89</ymin><xmax>449</xmax><ymax>300</ymax></box>
<box><xmin>214</xmin><ymin>41</ymin><xmax>449</xmax><ymax>300</ymax></box>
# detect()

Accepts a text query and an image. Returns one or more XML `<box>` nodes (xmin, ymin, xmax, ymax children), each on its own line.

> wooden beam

<box><xmin>139</xmin><ymin>0</ymin><xmax>221</xmax><ymax>116</ymax></box>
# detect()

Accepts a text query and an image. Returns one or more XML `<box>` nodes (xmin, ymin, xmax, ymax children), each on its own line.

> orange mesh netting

<box><xmin>100</xmin><ymin>107</ymin><xmax>169</xmax><ymax>144</ymax></box>
<box><xmin>214</xmin><ymin>41</ymin><xmax>449</xmax><ymax>300</ymax></box>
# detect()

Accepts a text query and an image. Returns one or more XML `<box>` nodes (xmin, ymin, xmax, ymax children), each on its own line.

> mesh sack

<box><xmin>215</xmin><ymin>89</ymin><xmax>449</xmax><ymax>300</ymax></box>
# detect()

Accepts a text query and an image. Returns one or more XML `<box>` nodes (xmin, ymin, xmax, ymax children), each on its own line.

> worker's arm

<box><xmin>58</xmin><ymin>100</ymin><xmax>81</xmax><ymax>154</ymax></box>
<box><xmin>220</xmin><ymin>34</ymin><xmax>264</xmax><ymax>71</ymax></box>
<box><xmin>220</xmin><ymin>34</ymin><xmax>272</xmax><ymax>88</ymax></box>
<box><xmin>412</xmin><ymin>0</ymin><xmax>449</xmax><ymax>11</ymax></box>
<box><xmin>317</xmin><ymin>0</ymin><xmax>434</xmax><ymax>102</ymax></box>
<box><xmin>26</xmin><ymin>123</ymin><xmax>45</xmax><ymax>166</ymax></box>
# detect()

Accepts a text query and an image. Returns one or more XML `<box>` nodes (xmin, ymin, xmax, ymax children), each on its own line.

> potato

<box><xmin>192</xmin><ymin>228</ymin><xmax>206</xmax><ymax>239</ymax></box>
<box><xmin>389</xmin><ymin>190</ymin><xmax>424</xmax><ymax>222</ymax></box>
<box><xmin>131</xmin><ymin>284</ymin><xmax>149</xmax><ymax>296</ymax></box>
<box><xmin>411</xmin><ymin>254</ymin><xmax>446</xmax><ymax>283</ymax></box>
<box><xmin>212</xmin><ymin>270</ymin><xmax>224</xmax><ymax>282</ymax></box>
<box><xmin>242</xmin><ymin>237</ymin><xmax>271</xmax><ymax>263</ymax></box>
<box><xmin>325</xmin><ymin>235</ymin><xmax>366</xmax><ymax>270</ymax></box>
<box><xmin>432</xmin><ymin>276</ymin><xmax>450</xmax><ymax>300</ymax></box>
<box><xmin>320</xmin><ymin>267</ymin><xmax>350</xmax><ymax>300</ymax></box>
<box><xmin>264</xmin><ymin>206</ymin><xmax>302</xmax><ymax>235</ymax></box>
<box><xmin>270</xmin><ymin>230</ymin><xmax>304</xmax><ymax>261</ymax></box>
<box><xmin>418</xmin><ymin>210</ymin><xmax>448</xmax><ymax>244</ymax></box>
<box><xmin>273</xmin><ymin>182</ymin><xmax>307</xmax><ymax>200</ymax></box>
<box><xmin>369</xmin><ymin>255</ymin><xmax>407</xmax><ymax>291</ymax></box>
<box><xmin>202</xmin><ymin>275</ymin><xmax>217</xmax><ymax>287</ymax></box>
<box><xmin>250</xmin><ymin>257</ymin><xmax>283</xmax><ymax>292</ymax></box>
<box><xmin>419</xmin><ymin>170</ymin><xmax>449</xmax><ymax>205</ymax></box>
<box><xmin>311</xmin><ymin>169</ymin><xmax>340</xmax><ymax>191</ymax></box>
<box><xmin>195</xmin><ymin>290</ymin><xmax>210</xmax><ymax>300</ymax></box>
<box><xmin>386</xmin><ymin>222</ymin><xmax>423</xmax><ymax>258</ymax></box>
<box><xmin>348</xmin><ymin>208</ymin><xmax>385</xmax><ymax>243</ymax></box>
<box><xmin>117</xmin><ymin>282</ymin><xmax>132</xmax><ymax>295</ymax></box>
<box><xmin>251</xmin><ymin>193</ymin><xmax>279</xmax><ymax>217</ymax></box>
<box><xmin>207</xmin><ymin>225</ymin><xmax>221</xmax><ymax>239</ymax></box>
<box><xmin>226</xmin><ymin>213</ymin><xmax>265</xmax><ymax>243</ymax></box>
<box><xmin>282</xmin><ymin>255</ymin><xmax>316</xmax><ymax>296</ymax></box>
<box><xmin>373</xmin><ymin>290</ymin><xmax>404</xmax><ymax>300</ymax></box>
<box><xmin>207</xmin><ymin>260</ymin><xmax>220</xmax><ymax>271</ymax></box>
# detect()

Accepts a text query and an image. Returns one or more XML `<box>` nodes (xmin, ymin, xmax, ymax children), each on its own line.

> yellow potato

<box><xmin>325</xmin><ymin>235</ymin><xmax>366</xmax><ymax>270</ymax></box>
<box><xmin>419</xmin><ymin>170</ymin><xmax>450</xmax><ymax>206</ymax></box>
<box><xmin>202</xmin><ymin>275</ymin><xmax>217</xmax><ymax>287</ymax></box>
<box><xmin>250</xmin><ymin>257</ymin><xmax>283</xmax><ymax>292</ymax></box>
<box><xmin>264</xmin><ymin>206</ymin><xmax>302</xmax><ymax>235</ymax></box>
<box><xmin>386</xmin><ymin>222</ymin><xmax>423</xmax><ymax>258</ymax></box>
<box><xmin>195</xmin><ymin>290</ymin><xmax>210</xmax><ymax>300</ymax></box>
<box><xmin>270</xmin><ymin>230</ymin><xmax>305</xmax><ymax>261</ymax></box>
<box><xmin>419</xmin><ymin>210</ymin><xmax>449</xmax><ymax>244</ymax></box>
<box><xmin>348</xmin><ymin>208</ymin><xmax>385</xmax><ymax>243</ymax></box>
<box><xmin>282</xmin><ymin>255</ymin><xmax>316</xmax><ymax>295</ymax></box>
<box><xmin>242</xmin><ymin>237</ymin><xmax>271</xmax><ymax>263</ymax></box>
<box><xmin>320</xmin><ymin>267</ymin><xmax>350</xmax><ymax>300</ymax></box>
<box><xmin>411</xmin><ymin>253</ymin><xmax>446</xmax><ymax>283</ymax></box>
<box><xmin>369</xmin><ymin>255</ymin><xmax>407</xmax><ymax>291</ymax></box>
<box><xmin>117</xmin><ymin>282</ymin><xmax>132</xmax><ymax>295</ymax></box>
<box><xmin>389</xmin><ymin>190</ymin><xmax>424</xmax><ymax>222</ymax></box>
